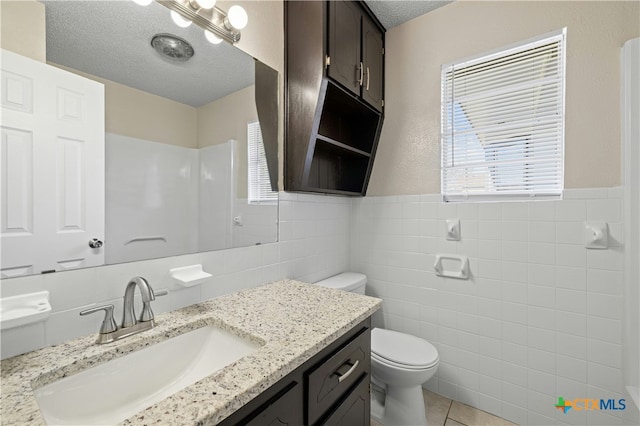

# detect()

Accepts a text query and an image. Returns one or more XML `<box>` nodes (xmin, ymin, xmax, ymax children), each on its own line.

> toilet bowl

<box><xmin>370</xmin><ymin>328</ymin><xmax>439</xmax><ymax>426</ymax></box>
<box><xmin>315</xmin><ymin>273</ymin><xmax>440</xmax><ymax>426</ymax></box>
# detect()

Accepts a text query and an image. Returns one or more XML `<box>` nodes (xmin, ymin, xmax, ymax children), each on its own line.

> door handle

<box><xmin>89</xmin><ymin>238</ymin><xmax>103</xmax><ymax>248</ymax></box>
<box><xmin>357</xmin><ymin>62</ymin><xmax>363</xmax><ymax>86</ymax></box>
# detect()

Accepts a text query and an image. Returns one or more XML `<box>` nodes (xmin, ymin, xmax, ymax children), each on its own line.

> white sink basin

<box><xmin>34</xmin><ymin>325</ymin><xmax>261</xmax><ymax>425</ymax></box>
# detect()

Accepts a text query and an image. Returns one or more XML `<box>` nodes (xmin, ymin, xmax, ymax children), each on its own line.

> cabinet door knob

<box><xmin>357</xmin><ymin>62</ymin><xmax>364</xmax><ymax>86</ymax></box>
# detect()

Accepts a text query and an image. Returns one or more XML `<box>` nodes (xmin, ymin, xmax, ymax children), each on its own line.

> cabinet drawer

<box><xmin>307</xmin><ymin>327</ymin><xmax>371</xmax><ymax>425</ymax></box>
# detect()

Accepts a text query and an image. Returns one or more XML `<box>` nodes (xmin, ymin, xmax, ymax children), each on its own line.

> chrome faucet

<box><xmin>80</xmin><ymin>276</ymin><xmax>167</xmax><ymax>344</ymax></box>
<box><xmin>122</xmin><ymin>276</ymin><xmax>156</xmax><ymax>328</ymax></box>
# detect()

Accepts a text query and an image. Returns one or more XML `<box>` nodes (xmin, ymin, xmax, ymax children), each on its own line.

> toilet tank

<box><xmin>315</xmin><ymin>272</ymin><xmax>367</xmax><ymax>294</ymax></box>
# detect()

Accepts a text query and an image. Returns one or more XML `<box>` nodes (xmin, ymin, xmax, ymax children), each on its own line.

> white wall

<box><xmin>351</xmin><ymin>189</ymin><xmax>637</xmax><ymax>426</ymax></box>
<box><xmin>0</xmin><ymin>193</ymin><xmax>350</xmax><ymax>359</ymax></box>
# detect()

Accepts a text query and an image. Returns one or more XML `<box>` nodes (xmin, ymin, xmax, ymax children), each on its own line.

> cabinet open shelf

<box><xmin>298</xmin><ymin>80</ymin><xmax>382</xmax><ymax>195</ymax></box>
<box><xmin>317</xmin><ymin>82</ymin><xmax>379</xmax><ymax>154</ymax></box>
<box><xmin>315</xmin><ymin>134</ymin><xmax>371</xmax><ymax>157</ymax></box>
<box><xmin>306</xmin><ymin>139</ymin><xmax>371</xmax><ymax>194</ymax></box>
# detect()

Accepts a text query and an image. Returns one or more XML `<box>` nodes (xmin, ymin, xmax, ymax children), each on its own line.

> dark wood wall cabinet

<box><xmin>218</xmin><ymin>318</ymin><xmax>372</xmax><ymax>426</ymax></box>
<box><xmin>285</xmin><ymin>1</ymin><xmax>385</xmax><ymax>196</ymax></box>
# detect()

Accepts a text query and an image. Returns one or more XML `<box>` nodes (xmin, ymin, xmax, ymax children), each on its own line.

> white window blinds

<box><xmin>248</xmin><ymin>121</ymin><xmax>277</xmax><ymax>204</ymax></box>
<box><xmin>441</xmin><ymin>29</ymin><xmax>566</xmax><ymax>202</ymax></box>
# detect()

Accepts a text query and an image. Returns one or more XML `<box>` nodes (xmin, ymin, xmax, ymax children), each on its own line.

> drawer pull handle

<box><xmin>335</xmin><ymin>360</ymin><xmax>359</xmax><ymax>383</ymax></box>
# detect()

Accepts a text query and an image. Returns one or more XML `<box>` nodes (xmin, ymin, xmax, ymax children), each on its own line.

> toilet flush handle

<box><xmin>334</xmin><ymin>359</ymin><xmax>360</xmax><ymax>383</ymax></box>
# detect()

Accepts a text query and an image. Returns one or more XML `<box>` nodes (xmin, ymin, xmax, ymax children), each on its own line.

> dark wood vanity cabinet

<box><xmin>218</xmin><ymin>319</ymin><xmax>371</xmax><ymax>426</ymax></box>
<box><xmin>243</xmin><ymin>381</ymin><xmax>304</xmax><ymax>426</ymax></box>
<box><xmin>285</xmin><ymin>1</ymin><xmax>385</xmax><ymax>196</ymax></box>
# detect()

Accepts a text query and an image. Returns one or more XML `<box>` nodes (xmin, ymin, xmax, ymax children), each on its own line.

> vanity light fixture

<box><xmin>158</xmin><ymin>0</ymin><xmax>248</xmax><ymax>44</ymax></box>
<box><xmin>204</xmin><ymin>30</ymin><xmax>223</xmax><ymax>44</ymax></box>
<box><xmin>225</xmin><ymin>5</ymin><xmax>248</xmax><ymax>30</ymax></box>
<box><xmin>189</xmin><ymin>0</ymin><xmax>216</xmax><ymax>10</ymax></box>
<box><xmin>170</xmin><ymin>10</ymin><xmax>192</xmax><ymax>28</ymax></box>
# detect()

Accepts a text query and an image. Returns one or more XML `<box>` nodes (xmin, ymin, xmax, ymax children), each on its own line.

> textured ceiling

<box><xmin>42</xmin><ymin>1</ymin><xmax>451</xmax><ymax>107</ymax></box>
<box><xmin>43</xmin><ymin>0</ymin><xmax>254</xmax><ymax>107</ymax></box>
<box><xmin>364</xmin><ymin>0</ymin><xmax>452</xmax><ymax>29</ymax></box>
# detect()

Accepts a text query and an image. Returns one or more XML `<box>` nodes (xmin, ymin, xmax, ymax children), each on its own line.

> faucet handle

<box><xmin>80</xmin><ymin>304</ymin><xmax>118</xmax><ymax>334</ymax></box>
<box><xmin>139</xmin><ymin>289</ymin><xmax>168</xmax><ymax>323</ymax></box>
<box><xmin>154</xmin><ymin>289</ymin><xmax>169</xmax><ymax>297</ymax></box>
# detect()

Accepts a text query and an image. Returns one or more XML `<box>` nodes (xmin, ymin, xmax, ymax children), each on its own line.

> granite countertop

<box><xmin>0</xmin><ymin>279</ymin><xmax>382</xmax><ymax>425</ymax></box>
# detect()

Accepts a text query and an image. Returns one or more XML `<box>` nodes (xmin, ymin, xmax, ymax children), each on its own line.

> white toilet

<box><xmin>315</xmin><ymin>273</ymin><xmax>439</xmax><ymax>426</ymax></box>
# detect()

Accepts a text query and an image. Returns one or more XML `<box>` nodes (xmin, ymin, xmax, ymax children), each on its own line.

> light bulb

<box><xmin>132</xmin><ymin>0</ymin><xmax>153</xmax><ymax>5</ymax></box>
<box><xmin>171</xmin><ymin>11</ymin><xmax>192</xmax><ymax>28</ymax></box>
<box><xmin>227</xmin><ymin>5</ymin><xmax>248</xmax><ymax>30</ymax></box>
<box><xmin>205</xmin><ymin>30</ymin><xmax>223</xmax><ymax>44</ymax></box>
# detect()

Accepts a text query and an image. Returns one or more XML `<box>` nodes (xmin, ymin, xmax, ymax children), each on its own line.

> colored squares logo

<box><xmin>555</xmin><ymin>396</ymin><xmax>572</xmax><ymax>414</ymax></box>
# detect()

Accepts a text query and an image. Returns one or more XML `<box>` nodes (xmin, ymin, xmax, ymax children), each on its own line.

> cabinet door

<box><xmin>328</xmin><ymin>0</ymin><xmax>361</xmax><ymax>95</ymax></box>
<box><xmin>361</xmin><ymin>15</ymin><xmax>384</xmax><ymax>112</ymax></box>
<box><xmin>322</xmin><ymin>375</ymin><xmax>370</xmax><ymax>426</ymax></box>
<box><xmin>244</xmin><ymin>381</ymin><xmax>303</xmax><ymax>426</ymax></box>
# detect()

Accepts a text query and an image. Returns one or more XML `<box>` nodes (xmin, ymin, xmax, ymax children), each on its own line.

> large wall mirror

<box><xmin>0</xmin><ymin>0</ymin><xmax>279</xmax><ymax>279</ymax></box>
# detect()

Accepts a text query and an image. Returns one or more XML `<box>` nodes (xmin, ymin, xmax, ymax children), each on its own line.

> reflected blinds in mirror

<box><xmin>248</xmin><ymin>121</ymin><xmax>277</xmax><ymax>204</ymax></box>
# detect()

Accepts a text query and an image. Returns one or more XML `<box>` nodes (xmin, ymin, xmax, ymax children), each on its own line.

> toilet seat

<box><xmin>372</xmin><ymin>352</ymin><xmax>438</xmax><ymax>371</ymax></box>
<box><xmin>371</xmin><ymin>328</ymin><xmax>439</xmax><ymax>369</ymax></box>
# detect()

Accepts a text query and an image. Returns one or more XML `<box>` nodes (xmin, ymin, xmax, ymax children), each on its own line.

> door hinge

<box><xmin>325</xmin><ymin>55</ymin><xmax>331</xmax><ymax>68</ymax></box>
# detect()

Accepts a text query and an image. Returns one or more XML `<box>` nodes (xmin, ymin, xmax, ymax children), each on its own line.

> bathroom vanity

<box><xmin>220</xmin><ymin>316</ymin><xmax>371</xmax><ymax>425</ymax></box>
<box><xmin>0</xmin><ymin>280</ymin><xmax>381</xmax><ymax>425</ymax></box>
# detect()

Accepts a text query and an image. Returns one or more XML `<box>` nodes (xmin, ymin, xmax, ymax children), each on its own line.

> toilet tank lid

<box><xmin>315</xmin><ymin>272</ymin><xmax>367</xmax><ymax>292</ymax></box>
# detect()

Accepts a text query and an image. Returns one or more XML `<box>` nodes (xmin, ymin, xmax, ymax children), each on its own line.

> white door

<box><xmin>1</xmin><ymin>49</ymin><xmax>105</xmax><ymax>278</ymax></box>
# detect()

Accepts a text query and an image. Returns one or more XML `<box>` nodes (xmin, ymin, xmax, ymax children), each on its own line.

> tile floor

<box><xmin>371</xmin><ymin>389</ymin><xmax>518</xmax><ymax>426</ymax></box>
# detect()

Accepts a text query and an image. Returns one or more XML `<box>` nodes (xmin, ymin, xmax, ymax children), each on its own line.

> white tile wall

<box><xmin>2</xmin><ymin>187</ymin><xmax>637</xmax><ymax>426</ymax></box>
<box><xmin>0</xmin><ymin>192</ymin><xmax>350</xmax><ymax>360</ymax></box>
<box><xmin>351</xmin><ymin>188</ymin><xmax>638</xmax><ymax>426</ymax></box>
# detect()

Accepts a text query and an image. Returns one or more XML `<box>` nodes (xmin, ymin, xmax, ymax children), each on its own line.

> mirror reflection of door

<box><xmin>1</xmin><ymin>49</ymin><xmax>105</xmax><ymax>278</ymax></box>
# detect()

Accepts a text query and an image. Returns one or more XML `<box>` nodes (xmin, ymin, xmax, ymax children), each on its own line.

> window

<box><xmin>247</xmin><ymin>121</ymin><xmax>277</xmax><ymax>204</ymax></box>
<box><xmin>441</xmin><ymin>29</ymin><xmax>566</xmax><ymax>202</ymax></box>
